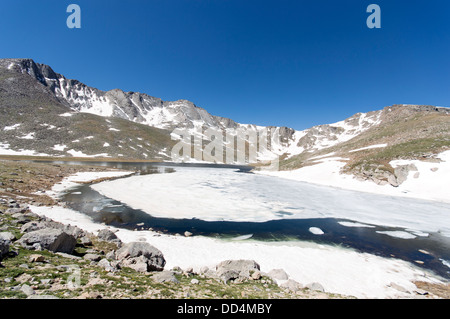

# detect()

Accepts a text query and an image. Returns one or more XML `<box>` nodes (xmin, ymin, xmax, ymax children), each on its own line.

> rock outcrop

<box><xmin>215</xmin><ymin>259</ymin><xmax>261</xmax><ymax>283</ymax></box>
<box><xmin>17</xmin><ymin>228</ymin><xmax>77</xmax><ymax>254</ymax></box>
<box><xmin>116</xmin><ymin>242</ymin><xmax>166</xmax><ymax>272</ymax></box>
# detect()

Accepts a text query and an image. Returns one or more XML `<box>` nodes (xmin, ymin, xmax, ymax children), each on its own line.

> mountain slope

<box><xmin>0</xmin><ymin>60</ymin><xmax>174</xmax><ymax>160</ymax></box>
<box><xmin>1</xmin><ymin>58</ymin><xmax>240</xmax><ymax>130</ymax></box>
<box><xmin>280</xmin><ymin>104</ymin><xmax>450</xmax><ymax>187</ymax></box>
<box><xmin>0</xmin><ymin>58</ymin><xmax>449</xmax><ymax>188</ymax></box>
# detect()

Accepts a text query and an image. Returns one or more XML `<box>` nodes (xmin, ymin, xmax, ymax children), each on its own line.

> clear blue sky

<box><xmin>1</xmin><ymin>0</ymin><xmax>449</xmax><ymax>130</ymax></box>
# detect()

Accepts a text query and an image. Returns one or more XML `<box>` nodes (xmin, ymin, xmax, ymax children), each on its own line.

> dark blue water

<box><xmin>40</xmin><ymin>160</ymin><xmax>450</xmax><ymax>280</ymax></box>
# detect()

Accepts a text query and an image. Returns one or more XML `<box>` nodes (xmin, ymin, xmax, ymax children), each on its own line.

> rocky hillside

<box><xmin>280</xmin><ymin>104</ymin><xmax>450</xmax><ymax>187</ymax></box>
<box><xmin>0</xmin><ymin>59</ymin><xmax>174</xmax><ymax>160</ymax></box>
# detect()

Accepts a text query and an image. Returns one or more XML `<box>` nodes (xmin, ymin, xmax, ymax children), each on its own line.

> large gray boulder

<box><xmin>0</xmin><ymin>236</ymin><xmax>10</xmax><ymax>259</ymax></box>
<box><xmin>116</xmin><ymin>242</ymin><xmax>165</xmax><ymax>272</ymax></box>
<box><xmin>17</xmin><ymin>228</ymin><xmax>77</xmax><ymax>254</ymax></box>
<box><xmin>0</xmin><ymin>231</ymin><xmax>15</xmax><ymax>242</ymax></box>
<box><xmin>21</xmin><ymin>220</ymin><xmax>86</xmax><ymax>239</ymax></box>
<box><xmin>97</xmin><ymin>229</ymin><xmax>122</xmax><ymax>246</ymax></box>
<box><xmin>267</xmin><ymin>269</ymin><xmax>289</xmax><ymax>282</ymax></box>
<box><xmin>280</xmin><ymin>279</ymin><xmax>304</xmax><ymax>292</ymax></box>
<box><xmin>215</xmin><ymin>260</ymin><xmax>260</xmax><ymax>283</ymax></box>
<box><xmin>151</xmin><ymin>271</ymin><xmax>179</xmax><ymax>284</ymax></box>
<box><xmin>21</xmin><ymin>221</ymin><xmax>48</xmax><ymax>233</ymax></box>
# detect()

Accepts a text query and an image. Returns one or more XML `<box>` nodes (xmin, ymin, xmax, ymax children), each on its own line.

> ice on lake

<box><xmin>91</xmin><ymin>167</ymin><xmax>450</xmax><ymax>237</ymax></box>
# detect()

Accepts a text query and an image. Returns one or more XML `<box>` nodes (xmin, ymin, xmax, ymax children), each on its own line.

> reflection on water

<box><xmin>38</xmin><ymin>160</ymin><xmax>450</xmax><ymax>280</ymax></box>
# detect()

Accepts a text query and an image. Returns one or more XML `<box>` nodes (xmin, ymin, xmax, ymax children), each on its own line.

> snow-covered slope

<box><xmin>1</xmin><ymin>58</ymin><xmax>448</xmax><ymax>170</ymax></box>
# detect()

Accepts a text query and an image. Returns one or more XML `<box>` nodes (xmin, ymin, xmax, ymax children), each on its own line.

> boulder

<box><xmin>21</xmin><ymin>221</ymin><xmax>48</xmax><ymax>233</ymax></box>
<box><xmin>116</xmin><ymin>242</ymin><xmax>166</xmax><ymax>272</ymax></box>
<box><xmin>0</xmin><ymin>236</ymin><xmax>10</xmax><ymax>259</ymax></box>
<box><xmin>306</xmin><ymin>282</ymin><xmax>325</xmax><ymax>292</ymax></box>
<box><xmin>17</xmin><ymin>228</ymin><xmax>77</xmax><ymax>254</ymax></box>
<box><xmin>0</xmin><ymin>231</ymin><xmax>16</xmax><ymax>242</ymax></box>
<box><xmin>251</xmin><ymin>270</ymin><xmax>262</xmax><ymax>280</ymax></box>
<box><xmin>268</xmin><ymin>269</ymin><xmax>289</xmax><ymax>281</ymax></box>
<box><xmin>280</xmin><ymin>279</ymin><xmax>304</xmax><ymax>292</ymax></box>
<box><xmin>215</xmin><ymin>260</ymin><xmax>260</xmax><ymax>283</ymax></box>
<box><xmin>151</xmin><ymin>271</ymin><xmax>179</xmax><ymax>284</ymax></box>
<box><xmin>80</xmin><ymin>236</ymin><xmax>92</xmax><ymax>246</ymax></box>
<box><xmin>98</xmin><ymin>258</ymin><xmax>119</xmax><ymax>273</ymax></box>
<box><xmin>83</xmin><ymin>254</ymin><xmax>102</xmax><ymax>262</ymax></box>
<box><xmin>121</xmin><ymin>256</ymin><xmax>150</xmax><ymax>273</ymax></box>
<box><xmin>20</xmin><ymin>284</ymin><xmax>35</xmax><ymax>296</ymax></box>
<box><xmin>5</xmin><ymin>207</ymin><xmax>27</xmax><ymax>215</ymax></box>
<box><xmin>29</xmin><ymin>254</ymin><xmax>45</xmax><ymax>263</ymax></box>
<box><xmin>97</xmin><ymin>229</ymin><xmax>122</xmax><ymax>246</ymax></box>
<box><xmin>21</xmin><ymin>221</ymin><xmax>86</xmax><ymax>239</ymax></box>
<box><xmin>394</xmin><ymin>164</ymin><xmax>418</xmax><ymax>185</ymax></box>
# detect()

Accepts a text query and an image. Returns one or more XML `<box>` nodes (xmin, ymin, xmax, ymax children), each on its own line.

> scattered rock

<box><xmin>184</xmin><ymin>231</ymin><xmax>193</xmax><ymax>237</ymax></box>
<box><xmin>97</xmin><ymin>229</ymin><xmax>122</xmax><ymax>246</ymax></box>
<box><xmin>98</xmin><ymin>258</ymin><xmax>119</xmax><ymax>273</ymax></box>
<box><xmin>5</xmin><ymin>207</ymin><xmax>27</xmax><ymax>215</ymax></box>
<box><xmin>216</xmin><ymin>260</ymin><xmax>260</xmax><ymax>283</ymax></box>
<box><xmin>80</xmin><ymin>236</ymin><xmax>92</xmax><ymax>246</ymax></box>
<box><xmin>10</xmin><ymin>214</ymin><xmax>31</xmax><ymax>225</ymax></box>
<box><xmin>306</xmin><ymin>282</ymin><xmax>325</xmax><ymax>292</ymax></box>
<box><xmin>268</xmin><ymin>269</ymin><xmax>289</xmax><ymax>281</ymax></box>
<box><xmin>280</xmin><ymin>279</ymin><xmax>304</xmax><ymax>292</ymax></box>
<box><xmin>79</xmin><ymin>291</ymin><xmax>102</xmax><ymax>299</ymax></box>
<box><xmin>0</xmin><ymin>231</ymin><xmax>15</xmax><ymax>242</ymax></box>
<box><xmin>251</xmin><ymin>270</ymin><xmax>262</xmax><ymax>280</ymax></box>
<box><xmin>20</xmin><ymin>284</ymin><xmax>35</xmax><ymax>296</ymax></box>
<box><xmin>199</xmin><ymin>266</ymin><xmax>209</xmax><ymax>274</ymax></box>
<box><xmin>191</xmin><ymin>278</ymin><xmax>199</xmax><ymax>285</ymax></box>
<box><xmin>27</xmin><ymin>295</ymin><xmax>59</xmax><ymax>299</ymax></box>
<box><xmin>29</xmin><ymin>254</ymin><xmax>45</xmax><ymax>263</ymax></box>
<box><xmin>171</xmin><ymin>266</ymin><xmax>183</xmax><ymax>273</ymax></box>
<box><xmin>83</xmin><ymin>253</ymin><xmax>102</xmax><ymax>262</ymax></box>
<box><xmin>17</xmin><ymin>228</ymin><xmax>77</xmax><ymax>254</ymax></box>
<box><xmin>116</xmin><ymin>242</ymin><xmax>166</xmax><ymax>272</ymax></box>
<box><xmin>21</xmin><ymin>221</ymin><xmax>47</xmax><ymax>233</ymax></box>
<box><xmin>394</xmin><ymin>164</ymin><xmax>417</xmax><ymax>185</ymax></box>
<box><xmin>0</xmin><ymin>236</ymin><xmax>10</xmax><ymax>259</ymax></box>
<box><xmin>40</xmin><ymin>279</ymin><xmax>53</xmax><ymax>285</ymax></box>
<box><xmin>121</xmin><ymin>255</ymin><xmax>150</xmax><ymax>273</ymax></box>
<box><xmin>105</xmin><ymin>250</ymin><xmax>116</xmax><ymax>260</ymax></box>
<box><xmin>152</xmin><ymin>271</ymin><xmax>179</xmax><ymax>284</ymax></box>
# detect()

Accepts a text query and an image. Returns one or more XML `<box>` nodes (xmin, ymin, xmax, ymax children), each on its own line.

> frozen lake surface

<box><xmin>46</xmin><ymin>163</ymin><xmax>450</xmax><ymax>280</ymax></box>
<box><xmin>28</xmin><ymin>161</ymin><xmax>450</xmax><ymax>298</ymax></box>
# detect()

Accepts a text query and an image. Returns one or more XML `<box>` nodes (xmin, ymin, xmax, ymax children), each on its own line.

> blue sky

<box><xmin>1</xmin><ymin>0</ymin><xmax>449</xmax><ymax>130</ymax></box>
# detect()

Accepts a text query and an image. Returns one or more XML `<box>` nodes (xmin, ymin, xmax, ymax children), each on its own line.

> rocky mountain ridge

<box><xmin>1</xmin><ymin>58</ymin><xmax>449</xmax><ymax>186</ymax></box>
